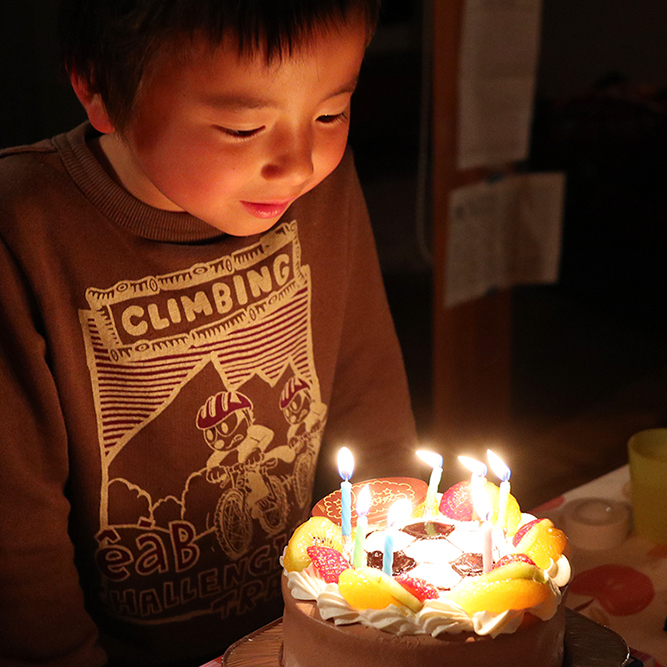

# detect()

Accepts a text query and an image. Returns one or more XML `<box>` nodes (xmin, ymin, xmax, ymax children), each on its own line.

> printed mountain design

<box><xmin>83</xmin><ymin>223</ymin><xmax>328</xmax><ymax>624</ymax></box>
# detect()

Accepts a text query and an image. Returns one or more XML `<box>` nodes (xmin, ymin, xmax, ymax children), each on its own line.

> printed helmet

<box><xmin>196</xmin><ymin>391</ymin><xmax>253</xmax><ymax>430</ymax></box>
<box><xmin>279</xmin><ymin>376</ymin><xmax>310</xmax><ymax>410</ymax></box>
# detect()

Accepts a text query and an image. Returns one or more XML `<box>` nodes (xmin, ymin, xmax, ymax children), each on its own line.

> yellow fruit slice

<box><xmin>482</xmin><ymin>562</ymin><xmax>547</xmax><ymax>584</ymax></box>
<box><xmin>383</xmin><ymin>574</ymin><xmax>423</xmax><ymax>612</ymax></box>
<box><xmin>513</xmin><ymin>519</ymin><xmax>567</xmax><ymax>569</ymax></box>
<box><xmin>283</xmin><ymin>517</ymin><xmax>344</xmax><ymax>572</ymax></box>
<box><xmin>448</xmin><ymin>577</ymin><xmax>550</xmax><ymax>614</ymax></box>
<box><xmin>338</xmin><ymin>568</ymin><xmax>396</xmax><ymax>610</ymax></box>
<box><xmin>338</xmin><ymin>567</ymin><xmax>421</xmax><ymax>611</ymax></box>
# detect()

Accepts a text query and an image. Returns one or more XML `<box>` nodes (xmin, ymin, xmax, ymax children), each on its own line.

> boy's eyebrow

<box><xmin>201</xmin><ymin>77</ymin><xmax>359</xmax><ymax>111</ymax></box>
<box><xmin>202</xmin><ymin>94</ymin><xmax>276</xmax><ymax>111</ymax></box>
<box><xmin>327</xmin><ymin>77</ymin><xmax>359</xmax><ymax>98</ymax></box>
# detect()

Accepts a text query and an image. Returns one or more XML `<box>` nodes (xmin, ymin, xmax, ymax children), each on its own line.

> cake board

<box><xmin>221</xmin><ymin>609</ymin><xmax>631</xmax><ymax>666</ymax></box>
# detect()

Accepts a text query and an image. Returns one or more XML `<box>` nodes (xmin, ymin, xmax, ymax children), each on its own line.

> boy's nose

<box><xmin>261</xmin><ymin>130</ymin><xmax>314</xmax><ymax>186</ymax></box>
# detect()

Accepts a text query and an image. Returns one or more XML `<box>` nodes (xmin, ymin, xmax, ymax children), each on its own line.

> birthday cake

<box><xmin>280</xmin><ymin>466</ymin><xmax>571</xmax><ymax>667</ymax></box>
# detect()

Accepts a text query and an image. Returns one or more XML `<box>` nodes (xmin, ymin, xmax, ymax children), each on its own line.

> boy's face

<box><xmin>94</xmin><ymin>21</ymin><xmax>369</xmax><ymax>236</ymax></box>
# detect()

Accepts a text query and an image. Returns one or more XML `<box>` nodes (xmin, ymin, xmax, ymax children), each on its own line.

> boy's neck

<box><xmin>87</xmin><ymin>134</ymin><xmax>121</xmax><ymax>187</ymax></box>
<box><xmin>92</xmin><ymin>132</ymin><xmax>182</xmax><ymax>212</ymax></box>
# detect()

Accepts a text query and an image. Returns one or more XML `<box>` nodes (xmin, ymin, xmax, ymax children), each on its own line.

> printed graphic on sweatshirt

<box><xmin>79</xmin><ymin>221</ymin><xmax>326</xmax><ymax>624</ymax></box>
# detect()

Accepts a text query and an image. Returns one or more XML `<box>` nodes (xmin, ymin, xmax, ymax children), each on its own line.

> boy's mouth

<box><xmin>241</xmin><ymin>200</ymin><xmax>292</xmax><ymax>219</ymax></box>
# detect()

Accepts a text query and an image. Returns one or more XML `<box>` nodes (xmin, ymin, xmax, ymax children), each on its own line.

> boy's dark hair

<box><xmin>59</xmin><ymin>0</ymin><xmax>381</xmax><ymax>132</ymax></box>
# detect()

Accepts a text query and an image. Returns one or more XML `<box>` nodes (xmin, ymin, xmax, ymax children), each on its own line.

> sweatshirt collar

<box><xmin>53</xmin><ymin>123</ymin><xmax>225</xmax><ymax>244</ymax></box>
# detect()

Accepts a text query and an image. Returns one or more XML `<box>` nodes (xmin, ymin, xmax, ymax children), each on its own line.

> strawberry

<box><xmin>306</xmin><ymin>546</ymin><xmax>351</xmax><ymax>584</ymax></box>
<box><xmin>284</xmin><ymin>517</ymin><xmax>344</xmax><ymax>572</ymax></box>
<box><xmin>493</xmin><ymin>553</ymin><xmax>536</xmax><ymax>569</ymax></box>
<box><xmin>438</xmin><ymin>481</ymin><xmax>475</xmax><ymax>520</ymax></box>
<box><xmin>395</xmin><ymin>574</ymin><xmax>440</xmax><ymax>602</ymax></box>
<box><xmin>511</xmin><ymin>519</ymin><xmax>546</xmax><ymax>547</ymax></box>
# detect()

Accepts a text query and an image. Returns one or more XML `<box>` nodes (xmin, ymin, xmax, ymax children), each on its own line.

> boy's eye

<box><xmin>317</xmin><ymin>112</ymin><xmax>348</xmax><ymax>125</ymax></box>
<box><xmin>217</xmin><ymin>126</ymin><xmax>264</xmax><ymax>140</ymax></box>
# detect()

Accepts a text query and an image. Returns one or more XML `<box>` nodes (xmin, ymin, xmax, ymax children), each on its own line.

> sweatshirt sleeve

<box><xmin>0</xmin><ymin>237</ymin><xmax>107</xmax><ymax>667</ymax></box>
<box><xmin>313</xmin><ymin>158</ymin><xmax>421</xmax><ymax>498</ymax></box>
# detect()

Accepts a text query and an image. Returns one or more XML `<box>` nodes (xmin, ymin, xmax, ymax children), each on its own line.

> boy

<box><xmin>0</xmin><ymin>1</ymin><xmax>417</xmax><ymax>665</ymax></box>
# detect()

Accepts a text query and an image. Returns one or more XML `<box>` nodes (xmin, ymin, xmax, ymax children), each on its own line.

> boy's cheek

<box><xmin>313</xmin><ymin>139</ymin><xmax>348</xmax><ymax>186</ymax></box>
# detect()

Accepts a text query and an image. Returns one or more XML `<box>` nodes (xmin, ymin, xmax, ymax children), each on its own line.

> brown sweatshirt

<box><xmin>0</xmin><ymin>123</ymin><xmax>417</xmax><ymax>667</ymax></box>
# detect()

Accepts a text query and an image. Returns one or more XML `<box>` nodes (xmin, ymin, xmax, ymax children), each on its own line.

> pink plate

<box><xmin>311</xmin><ymin>477</ymin><xmax>428</xmax><ymax>527</ymax></box>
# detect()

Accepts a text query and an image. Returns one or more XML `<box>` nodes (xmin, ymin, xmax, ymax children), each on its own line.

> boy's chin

<box><xmin>202</xmin><ymin>213</ymin><xmax>284</xmax><ymax>237</ymax></box>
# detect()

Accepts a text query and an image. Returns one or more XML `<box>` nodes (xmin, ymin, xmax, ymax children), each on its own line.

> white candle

<box><xmin>383</xmin><ymin>499</ymin><xmax>412</xmax><ymax>576</ymax></box>
<box><xmin>487</xmin><ymin>449</ymin><xmax>511</xmax><ymax>534</ymax></box>
<box><xmin>353</xmin><ymin>484</ymin><xmax>371</xmax><ymax>568</ymax></box>
<box><xmin>458</xmin><ymin>455</ymin><xmax>487</xmax><ymax>520</ymax></box>
<box><xmin>416</xmin><ymin>450</ymin><xmax>443</xmax><ymax>518</ymax></box>
<box><xmin>480</xmin><ymin>514</ymin><xmax>494</xmax><ymax>574</ymax></box>
<box><xmin>337</xmin><ymin>447</ymin><xmax>354</xmax><ymax>538</ymax></box>
<box><xmin>470</xmin><ymin>480</ymin><xmax>494</xmax><ymax>573</ymax></box>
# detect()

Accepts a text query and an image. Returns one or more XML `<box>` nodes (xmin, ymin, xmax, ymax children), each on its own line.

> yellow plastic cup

<box><xmin>628</xmin><ymin>428</ymin><xmax>667</xmax><ymax>544</ymax></box>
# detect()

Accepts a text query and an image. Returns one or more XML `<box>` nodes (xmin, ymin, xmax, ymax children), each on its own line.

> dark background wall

<box><xmin>531</xmin><ymin>1</ymin><xmax>667</xmax><ymax>319</ymax></box>
<box><xmin>0</xmin><ymin>2</ymin><xmax>84</xmax><ymax>148</ymax></box>
<box><xmin>537</xmin><ymin>0</ymin><xmax>667</xmax><ymax>99</ymax></box>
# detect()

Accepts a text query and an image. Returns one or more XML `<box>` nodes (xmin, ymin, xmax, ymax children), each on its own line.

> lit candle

<box><xmin>353</xmin><ymin>484</ymin><xmax>371</xmax><ymax>568</ymax></box>
<box><xmin>383</xmin><ymin>499</ymin><xmax>412</xmax><ymax>576</ymax></box>
<box><xmin>337</xmin><ymin>447</ymin><xmax>354</xmax><ymax>538</ymax></box>
<box><xmin>487</xmin><ymin>449</ymin><xmax>511</xmax><ymax>535</ymax></box>
<box><xmin>480</xmin><ymin>514</ymin><xmax>494</xmax><ymax>574</ymax></box>
<box><xmin>458</xmin><ymin>455</ymin><xmax>488</xmax><ymax>519</ymax></box>
<box><xmin>416</xmin><ymin>449</ymin><xmax>443</xmax><ymax>518</ymax></box>
<box><xmin>471</xmin><ymin>481</ymin><xmax>494</xmax><ymax>573</ymax></box>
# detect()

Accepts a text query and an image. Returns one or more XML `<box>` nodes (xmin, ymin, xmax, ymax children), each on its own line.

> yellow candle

<box><xmin>416</xmin><ymin>450</ymin><xmax>443</xmax><ymax>517</ymax></box>
<box><xmin>487</xmin><ymin>449</ymin><xmax>511</xmax><ymax>534</ymax></box>
<box><xmin>353</xmin><ymin>484</ymin><xmax>371</xmax><ymax>568</ymax></box>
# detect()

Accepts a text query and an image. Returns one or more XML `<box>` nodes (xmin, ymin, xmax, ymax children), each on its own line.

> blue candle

<box><xmin>383</xmin><ymin>531</ymin><xmax>394</xmax><ymax>576</ymax></box>
<box><xmin>337</xmin><ymin>447</ymin><xmax>354</xmax><ymax>537</ymax></box>
<box><xmin>382</xmin><ymin>499</ymin><xmax>411</xmax><ymax>576</ymax></box>
<box><xmin>341</xmin><ymin>481</ymin><xmax>352</xmax><ymax>537</ymax></box>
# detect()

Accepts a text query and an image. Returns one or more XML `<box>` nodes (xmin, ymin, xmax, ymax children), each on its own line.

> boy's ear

<box><xmin>70</xmin><ymin>73</ymin><xmax>115</xmax><ymax>134</ymax></box>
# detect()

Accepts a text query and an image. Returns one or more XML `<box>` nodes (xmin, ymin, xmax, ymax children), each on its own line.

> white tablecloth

<box><xmin>535</xmin><ymin>465</ymin><xmax>666</xmax><ymax>667</ymax></box>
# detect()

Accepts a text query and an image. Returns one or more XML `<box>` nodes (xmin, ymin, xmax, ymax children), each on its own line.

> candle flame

<box><xmin>387</xmin><ymin>498</ymin><xmax>412</xmax><ymax>527</ymax></box>
<box><xmin>458</xmin><ymin>455</ymin><xmax>487</xmax><ymax>478</ymax></box>
<box><xmin>416</xmin><ymin>449</ymin><xmax>443</xmax><ymax>469</ymax></box>
<box><xmin>356</xmin><ymin>483</ymin><xmax>372</xmax><ymax>515</ymax></box>
<box><xmin>337</xmin><ymin>446</ymin><xmax>354</xmax><ymax>481</ymax></box>
<box><xmin>487</xmin><ymin>449</ymin><xmax>511</xmax><ymax>482</ymax></box>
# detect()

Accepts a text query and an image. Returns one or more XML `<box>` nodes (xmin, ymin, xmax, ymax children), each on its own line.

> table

<box><xmin>213</xmin><ymin>610</ymin><xmax>631</xmax><ymax>666</ymax></box>
<box><xmin>534</xmin><ymin>465</ymin><xmax>666</xmax><ymax>667</ymax></box>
